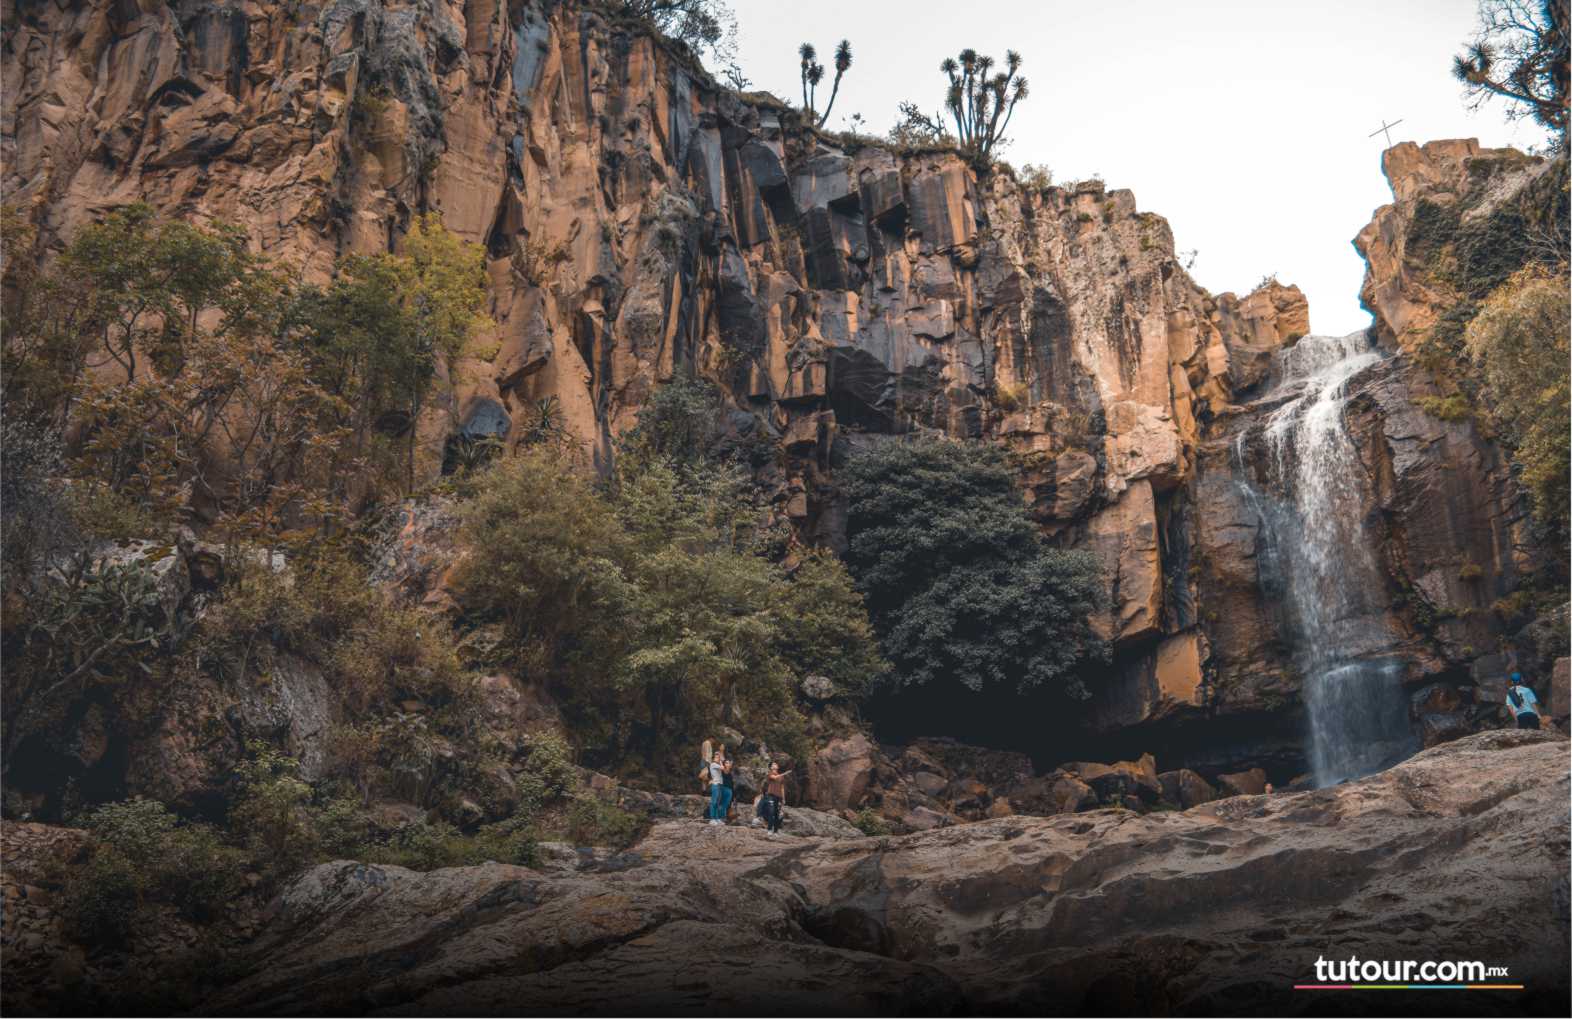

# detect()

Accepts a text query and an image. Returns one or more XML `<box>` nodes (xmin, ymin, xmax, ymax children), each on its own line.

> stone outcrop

<box><xmin>9</xmin><ymin>730</ymin><xmax>1559</xmax><ymax>1014</ymax></box>
<box><xmin>1354</xmin><ymin>140</ymin><xmax>1556</xmax><ymax>354</ymax></box>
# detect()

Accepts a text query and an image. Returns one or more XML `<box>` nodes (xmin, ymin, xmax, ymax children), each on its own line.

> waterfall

<box><xmin>1234</xmin><ymin>331</ymin><xmax>1417</xmax><ymax>787</ymax></box>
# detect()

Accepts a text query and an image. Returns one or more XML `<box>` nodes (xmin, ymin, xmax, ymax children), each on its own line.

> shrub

<box><xmin>60</xmin><ymin>798</ymin><xmax>246</xmax><ymax>945</ymax></box>
<box><xmin>59</xmin><ymin>848</ymin><xmax>141</xmax><ymax>947</ymax></box>
<box><xmin>1016</xmin><ymin>163</ymin><xmax>1053</xmax><ymax>191</ymax></box>
<box><xmin>4</xmin><ymin>553</ymin><xmax>179</xmax><ymax>766</ymax></box>
<box><xmin>229</xmin><ymin>741</ymin><xmax>319</xmax><ymax>878</ymax></box>
<box><xmin>1415</xmin><ymin>394</ymin><xmax>1475</xmax><ymax>423</ymax></box>
<box><xmin>563</xmin><ymin>797</ymin><xmax>644</xmax><ymax>850</ymax></box>
<box><xmin>851</xmin><ymin>807</ymin><xmax>892</xmax><ymax>837</ymax></box>
<box><xmin>454</xmin><ymin>448</ymin><xmax>632</xmax><ymax>662</ymax></box>
<box><xmin>767</xmin><ymin>549</ymin><xmax>889</xmax><ymax>699</ymax></box>
<box><xmin>844</xmin><ymin>438</ymin><xmax>1104</xmax><ymax>697</ymax></box>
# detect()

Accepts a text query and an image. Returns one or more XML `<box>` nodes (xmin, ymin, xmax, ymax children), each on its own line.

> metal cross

<box><xmin>1368</xmin><ymin>118</ymin><xmax>1404</xmax><ymax>147</ymax></box>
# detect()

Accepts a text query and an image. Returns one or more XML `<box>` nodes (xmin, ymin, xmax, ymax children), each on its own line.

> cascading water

<box><xmin>1233</xmin><ymin>331</ymin><xmax>1418</xmax><ymax>787</ymax></box>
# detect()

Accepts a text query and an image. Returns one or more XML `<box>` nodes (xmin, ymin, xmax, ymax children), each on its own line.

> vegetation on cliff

<box><xmin>1402</xmin><ymin>155</ymin><xmax>1570</xmax><ymax>543</ymax></box>
<box><xmin>844</xmin><ymin>438</ymin><xmax>1104</xmax><ymax>699</ymax></box>
<box><xmin>454</xmin><ymin>379</ymin><xmax>886</xmax><ymax>777</ymax></box>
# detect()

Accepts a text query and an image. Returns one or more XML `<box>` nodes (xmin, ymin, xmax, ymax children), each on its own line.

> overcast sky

<box><xmin>729</xmin><ymin>0</ymin><xmax>1542</xmax><ymax>335</ymax></box>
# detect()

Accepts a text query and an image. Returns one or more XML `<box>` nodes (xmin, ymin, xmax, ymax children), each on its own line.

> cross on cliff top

<box><xmin>1369</xmin><ymin>118</ymin><xmax>1404</xmax><ymax>148</ymax></box>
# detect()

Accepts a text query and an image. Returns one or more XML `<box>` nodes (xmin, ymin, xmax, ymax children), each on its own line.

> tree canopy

<box><xmin>843</xmin><ymin>438</ymin><xmax>1103</xmax><ymax>698</ymax></box>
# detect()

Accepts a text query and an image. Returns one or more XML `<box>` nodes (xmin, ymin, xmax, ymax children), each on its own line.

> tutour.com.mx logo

<box><xmin>1295</xmin><ymin>955</ymin><xmax>1522</xmax><ymax>990</ymax></box>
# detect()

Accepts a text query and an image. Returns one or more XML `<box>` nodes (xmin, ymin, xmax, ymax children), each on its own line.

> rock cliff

<box><xmin>1</xmin><ymin>0</ymin><xmax>1558</xmax><ymax>782</ymax></box>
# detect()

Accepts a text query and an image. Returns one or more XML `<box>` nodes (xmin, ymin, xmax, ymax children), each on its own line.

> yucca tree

<box><xmin>942</xmin><ymin>48</ymin><xmax>1028</xmax><ymax>162</ymax></box>
<box><xmin>799</xmin><ymin>39</ymin><xmax>853</xmax><ymax>128</ymax></box>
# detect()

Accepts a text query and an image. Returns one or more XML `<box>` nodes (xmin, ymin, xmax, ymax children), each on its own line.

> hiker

<box><xmin>761</xmin><ymin>761</ymin><xmax>792</xmax><ymax>836</ymax></box>
<box><xmin>710</xmin><ymin>748</ymin><xmax>732</xmax><ymax>830</ymax></box>
<box><xmin>1506</xmin><ymin>673</ymin><xmax>1543</xmax><ymax>730</ymax></box>
<box><xmin>721</xmin><ymin>747</ymin><xmax>737</xmax><ymax>823</ymax></box>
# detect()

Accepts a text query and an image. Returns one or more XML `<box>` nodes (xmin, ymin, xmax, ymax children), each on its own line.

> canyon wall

<box><xmin>3</xmin><ymin>0</ymin><xmax>1556</xmax><ymax>779</ymax></box>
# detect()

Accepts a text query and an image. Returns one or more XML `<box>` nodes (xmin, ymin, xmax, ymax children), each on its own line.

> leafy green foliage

<box><xmin>59</xmin><ymin>798</ymin><xmax>246</xmax><ymax>947</ymax></box>
<box><xmin>851</xmin><ymin>807</ymin><xmax>892</xmax><ymax>837</ymax></box>
<box><xmin>3</xmin><ymin>552</ymin><xmax>180</xmax><ymax>763</ymax></box>
<box><xmin>1</xmin><ymin>204</ymin><xmax>488</xmax><ymax>552</ymax></box>
<box><xmin>1464</xmin><ymin>266</ymin><xmax>1571</xmax><ymax>536</ymax></box>
<box><xmin>613</xmin><ymin>0</ymin><xmax>736</xmax><ymax>62</ymax></box>
<box><xmin>563</xmin><ymin>796</ymin><xmax>645</xmax><ymax>849</ymax></box>
<box><xmin>230</xmin><ymin>741</ymin><xmax>320</xmax><ymax>878</ymax></box>
<box><xmin>844</xmin><ymin>438</ymin><xmax>1103</xmax><ymax>697</ymax></box>
<box><xmin>767</xmin><ymin>549</ymin><xmax>890</xmax><ymax>698</ymax></box>
<box><xmin>453</xmin><ymin>375</ymin><xmax>883</xmax><ymax>774</ymax></box>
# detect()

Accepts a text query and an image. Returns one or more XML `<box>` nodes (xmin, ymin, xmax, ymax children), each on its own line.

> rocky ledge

<box><xmin>172</xmin><ymin>730</ymin><xmax>1568</xmax><ymax>1015</ymax></box>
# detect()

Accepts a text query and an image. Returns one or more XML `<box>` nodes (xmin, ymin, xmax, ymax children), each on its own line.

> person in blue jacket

<box><xmin>1506</xmin><ymin>673</ymin><xmax>1542</xmax><ymax>729</ymax></box>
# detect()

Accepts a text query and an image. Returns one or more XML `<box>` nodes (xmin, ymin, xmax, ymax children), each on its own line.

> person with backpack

<box><xmin>1506</xmin><ymin>673</ymin><xmax>1543</xmax><ymax>730</ymax></box>
<box><xmin>760</xmin><ymin>761</ymin><xmax>792</xmax><ymax>836</ymax></box>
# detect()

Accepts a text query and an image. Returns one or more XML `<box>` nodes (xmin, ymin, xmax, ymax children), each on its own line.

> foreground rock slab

<box><xmin>206</xmin><ymin>730</ymin><xmax>1569</xmax><ymax>1015</ymax></box>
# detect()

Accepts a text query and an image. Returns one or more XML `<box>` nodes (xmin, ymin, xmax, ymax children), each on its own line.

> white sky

<box><xmin>729</xmin><ymin>0</ymin><xmax>1543</xmax><ymax>335</ymax></box>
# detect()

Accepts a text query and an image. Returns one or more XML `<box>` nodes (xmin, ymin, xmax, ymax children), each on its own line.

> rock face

<box><xmin>1</xmin><ymin>0</ymin><xmax>1556</xmax><ymax>777</ymax></box>
<box><xmin>149</xmin><ymin>730</ymin><xmax>1557</xmax><ymax>1013</ymax></box>
<box><xmin>1</xmin><ymin>0</ymin><xmax>1321</xmax><ymax>760</ymax></box>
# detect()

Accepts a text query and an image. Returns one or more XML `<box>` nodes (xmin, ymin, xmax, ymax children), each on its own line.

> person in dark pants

<box><xmin>1507</xmin><ymin>673</ymin><xmax>1543</xmax><ymax>729</ymax></box>
<box><xmin>761</xmin><ymin>761</ymin><xmax>792</xmax><ymax>836</ymax></box>
<box><xmin>719</xmin><ymin>748</ymin><xmax>735</xmax><ymax>822</ymax></box>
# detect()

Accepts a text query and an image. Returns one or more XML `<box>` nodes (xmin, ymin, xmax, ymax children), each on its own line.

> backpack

<box><xmin>1508</xmin><ymin>686</ymin><xmax>1525</xmax><ymax>713</ymax></box>
<box><xmin>698</xmin><ymin>739</ymin><xmax>713</xmax><ymax>788</ymax></box>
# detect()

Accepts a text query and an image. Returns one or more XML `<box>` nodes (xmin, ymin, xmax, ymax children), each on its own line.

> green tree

<box><xmin>768</xmin><ymin>549</ymin><xmax>889</xmax><ymax>697</ymax></box>
<box><xmin>452</xmin><ymin>446</ymin><xmax>635</xmax><ymax>681</ymax></box>
<box><xmin>306</xmin><ymin>213</ymin><xmax>489</xmax><ymax>493</ymax></box>
<box><xmin>843</xmin><ymin>438</ymin><xmax>1103</xmax><ymax>697</ymax></box>
<box><xmin>1454</xmin><ymin>0</ymin><xmax>1570</xmax><ymax>150</ymax></box>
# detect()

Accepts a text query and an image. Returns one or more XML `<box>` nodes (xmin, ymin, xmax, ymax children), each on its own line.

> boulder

<box><xmin>1417</xmin><ymin>711</ymin><xmax>1472</xmax><ymax>748</ymax></box>
<box><xmin>799</xmin><ymin>675</ymin><xmax>836</xmax><ymax>703</ymax></box>
<box><xmin>807</xmin><ymin>734</ymin><xmax>876</xmax><ymax>810</ymax></box>
<box><xmin>900</xmin><ymin>805</ymin><xmax>950</xmax><ymax>831</ymax></box>
<box><xmin>1158</xmin><ymin>768</ymin><xmax>1216</xmax><ymax>809</ymax></box>
<box><xmin>1551</xmin><ymin>658</ymin><xmax>1569</xmax><ymax>721</ymax></box>
<box><xmin>1215</xmin><ymin>767</ymin><xmax>1268</xmax><ymax>797</ymax></box>
<box><xmin>1048</xmin><ymin>774</ymin><xmax>1097</xmax><ymax>813</ymax></box>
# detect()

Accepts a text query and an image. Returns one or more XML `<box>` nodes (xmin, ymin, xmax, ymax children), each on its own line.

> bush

<box><xmin>229</xmin><ymin>741</ymin><xmax>319</xmax><ymax>878</ymax></box>
<box><xmin>4</xmin><ymin>554</ymin><xmax>180</xmax><ymax>765</ymax></box>
<box><xmin>844</xmin><ymin>438</ymin><xmax>1104</xmax><ymax>697</ymax></box>
<box><xmin>851</xmin><ymin>807</ymin><xmax>892</xmax><ymax>837</ymax></box>
<box><xmin>767</xmin><ymin>549</ymin><xmax>889</xmax><ymax>699</ymax></box>
<box><xmin>59</xmin><ymin>798</ymin><xmax>247</xmax><ymax>946</ymax></box>
<box><xmin>59</xmin><ymin>848</ymin><xmax>141</xmax><ymax>948</ymax></box>
<box><xmin>454</xmin><ymin>439</ymin><xmax>851</xmax><ymax>773</ymax></box>
<box><xmin>563</xmin><ymin>797</ymin><xmax>644</xmax><ymax>850</ymax></box>
<box><xmin>452</xmin><ymin>447</ymin><xmax>634</xmax><ymax>677</ymax></box>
